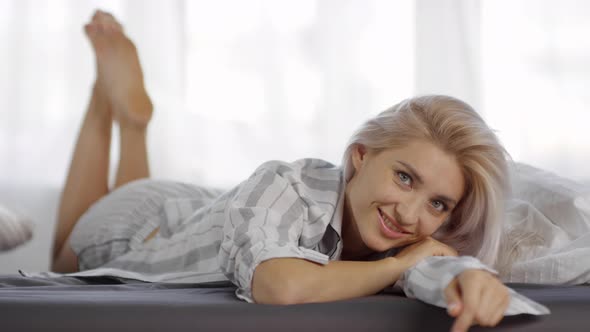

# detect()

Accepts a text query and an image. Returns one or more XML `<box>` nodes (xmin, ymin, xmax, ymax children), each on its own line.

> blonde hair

<box><xmin>342</xmin><ymin>95</ymin><xmax>511</xmax><ymax>268</ymax></box>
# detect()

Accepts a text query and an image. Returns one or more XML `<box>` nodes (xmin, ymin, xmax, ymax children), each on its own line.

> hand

<box><xmin>444</xmin><ymin>269</ymin><xmax>510</xmax><ymax>332</ymax></box>
<box><xmin>395</xmin><ymin>236</ymin><xmax>458</xmax><ymax>270</ymax></box>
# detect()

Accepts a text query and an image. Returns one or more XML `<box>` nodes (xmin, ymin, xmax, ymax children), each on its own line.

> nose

<box><xmin>395</xmin><ymin>197</ymin><xmax>421</xmax><ymax>228</ymax></box>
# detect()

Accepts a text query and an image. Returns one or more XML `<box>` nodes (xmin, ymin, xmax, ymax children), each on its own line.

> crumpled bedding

<box><xmin>497</xmin><ymin>162</ymin><xmax>590</xmax><ymax>285</ymax></box>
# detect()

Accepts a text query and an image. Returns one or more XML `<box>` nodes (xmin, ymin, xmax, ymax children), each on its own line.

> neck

<box><xmin>340</xmin><ymin>194</ymin><xmax>373</xmax><ymax>261</ymax></box>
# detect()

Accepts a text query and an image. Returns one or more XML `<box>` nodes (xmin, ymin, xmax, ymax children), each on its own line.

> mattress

<box><xmin>0</xmin><ymin>275</ymin><xmax>588</xmax><ymax>331</ymax></box>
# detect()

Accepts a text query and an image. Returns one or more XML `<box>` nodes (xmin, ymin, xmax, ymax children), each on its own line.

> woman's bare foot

<box><xmin>84</xmin><ymin>10</ymin><xmax>152</xmax><ymax>128</ymax></box>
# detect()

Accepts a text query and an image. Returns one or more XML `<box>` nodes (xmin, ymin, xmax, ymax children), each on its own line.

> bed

<box><xmin>0</xmin><ymin>274</ymin><xmax>589</xmax><ymax>331</ymax></box>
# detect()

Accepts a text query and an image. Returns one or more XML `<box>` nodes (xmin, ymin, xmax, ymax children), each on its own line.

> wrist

<box><xmin>383</xmin><ymin>256</ymin><xmax>410</xmax><ymax>285</ymax></box>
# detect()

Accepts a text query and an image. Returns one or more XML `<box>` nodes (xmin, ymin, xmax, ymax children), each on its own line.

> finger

<box><xmin>451</xmin><ymin>280</ymin><xmax>481</xmax><ymax>332</ymax></box>
<box><xmin>451</xmin><ymin>306</ymin><xmax>476</xmax><ymax>332</ymax></box>
<box><xmin>479</xmin><ymin>282</ymin><xmax>510</xmax><ymax>326</ymax></box>
<box><xmin>444</xmin><ymin>278</ymin><xmax>463</xmax><ymax>317</ymax></box>
<box><xmin>489</xmin><ymin>290</ymin><xmax>510</xmax><ymax>326</ymax></box>
<box><xmin>477</xmin><ymin>286</ymin><xmax>502</xmax><ymax>326</ymax></box>
<box><xmin>489</xmin><ymin>303</ymin><xmax>505</xmax><ymax>327</ymax></box>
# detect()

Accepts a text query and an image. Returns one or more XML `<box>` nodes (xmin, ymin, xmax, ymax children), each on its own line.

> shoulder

<box><xmin>248</xmin><ymin>159</ymin><xmax>343</xmax><ymax>205</ymax></box>
<box><xmin>254</xmin><ymin>158</ymin><xmax>341</xmax><ymax>183</ymax></box>
<box><xmin>255</xmin><ymin>158</ymin><xmax>339</xmax><ymax>175</ymax></box>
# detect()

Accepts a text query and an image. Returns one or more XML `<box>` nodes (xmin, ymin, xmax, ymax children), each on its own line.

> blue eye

<box><xmin>397</xmin><ymin>171</ymin><xmax>412</xmax><ymax>186</ymax></box>
<box><xmin>431</xmin><ymin>200</ymin><xmax>448</xmax><ymax>212</ymax></box>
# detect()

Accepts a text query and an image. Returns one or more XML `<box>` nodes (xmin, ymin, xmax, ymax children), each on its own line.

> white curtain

<box><xmin>480</xmin><ymin>0</ymin><xmax>590</xmax><ymax>181</ymax></box>
<box><xmin>414</xmin><ymin>0</ymin><xmax>482</xmax><ymax>110</ymax></box>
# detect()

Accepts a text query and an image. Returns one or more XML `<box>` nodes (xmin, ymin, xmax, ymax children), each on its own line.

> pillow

<box><xmin>0</xmin><ymin>204</ymin><xmax>33</xmax><ymax>251</ymax></box>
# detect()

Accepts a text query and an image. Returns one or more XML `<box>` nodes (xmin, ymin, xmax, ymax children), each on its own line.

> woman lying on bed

<box><xmin>51</xmin><ymin>10</ymin><xmax>512</xmax><ymax>332</ymax></box>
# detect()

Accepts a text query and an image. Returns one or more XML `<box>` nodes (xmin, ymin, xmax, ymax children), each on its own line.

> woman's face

<box><xmin>343</xmin><ymin>140</ymin><xmax>465</xmax><ymax>256</ymax></box>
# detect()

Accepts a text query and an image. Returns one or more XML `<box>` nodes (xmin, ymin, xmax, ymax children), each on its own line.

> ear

<box><xmin>351</xmin><ymin>144</ymin><xmax>368</xmax><ymax>172</ymax></box>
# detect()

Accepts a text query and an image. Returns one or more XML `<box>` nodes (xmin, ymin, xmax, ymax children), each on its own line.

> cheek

<box><xmin>353</xmin><ymin>171</ymin><xmax>372</xmax><ymax>197</ymax></box>
<box><xmin>417</xmin><ymin>216</ymin><xmax>446</xmax><ymax>236</ymax></box>
<box><xmin>348</xmin><ymin>177</ymin><xmax>372</xmax><ymax>217</ymax></box>
<box><xmin>386</xmin><ymin>187</ymin><xmax>404</xmax><ymax>202</ymax></box>
<box><xmin>358</xmin><ymin>175</ymin><xmax>392</xmax><ymax>203</ymax></box>
<box><xmin>374</xmin><ymin>182</ymin><xmax>400</xmax><ymax>202</ymax></box>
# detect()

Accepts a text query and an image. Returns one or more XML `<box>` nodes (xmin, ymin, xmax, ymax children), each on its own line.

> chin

<box><xmin>371</xmin><ymin>233</ymin><xmax>420</xmax><ymax>253</ymax></box>
<box><xmin>364</xmin><ymin>234</ymin><xmax>395</xmax><ymax>253</ymax></box>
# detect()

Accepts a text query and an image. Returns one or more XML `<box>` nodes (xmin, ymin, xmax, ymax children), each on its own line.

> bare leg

<box><xmin>52</xmin><ymin>87</ymin><xmax>112</xmax><ymax>271</ymax></box>
<box><xmin>52</xmin><ymin>10</ymin><xmax>153</xmax><ymax>272</ymax></box>
<box><xmin>115</xmin><ymin>124</ymin><xmax>150</xmax><ymax>188</ymax></box>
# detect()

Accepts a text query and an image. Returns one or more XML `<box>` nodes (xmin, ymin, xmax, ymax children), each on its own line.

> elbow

<box><xmin>250</xmin><ymin>257</ymin><xmax>325</xmax><ymax>304</ymax></box>
<box><xmin>274</xmin><ymin>277</ymin><xmax>308</xmax><ymax>305</ymax></box>
<box><xmin>252</xmin><ymin>261</ymin><xmax>307</xmax><ymax>305</ymax></box>
<box><xmin>253</xmin><ymin>278</ymin><xmax>303</xmax><ymax>305</ymax></box>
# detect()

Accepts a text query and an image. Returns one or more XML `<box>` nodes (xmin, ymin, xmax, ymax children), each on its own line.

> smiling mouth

<box><xmin>378</xmin><ymin>208</ymin><xmax>411</xmax><ymax>234</ymax></box>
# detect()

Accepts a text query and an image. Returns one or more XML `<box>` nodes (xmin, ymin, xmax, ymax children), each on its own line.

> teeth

<box><xmin>380</xmin><ymin>209</ymin><xmax>404</xmax><ymax>233</ymax></box>
<box><xmin>386</xmin><ymin>219</ymin><xmax>402</xmax><ymax>233</ymax></box>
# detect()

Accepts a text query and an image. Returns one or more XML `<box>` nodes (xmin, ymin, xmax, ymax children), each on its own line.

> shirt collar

<box><xmin>330</xmin><ymin>174</ymin><xmax>346</xmax><ymax>238</ymax></box>
<box><xmin>318</xmin><ymin>171</ymin><xmax>346</xmax><ymax>259</ymax></box>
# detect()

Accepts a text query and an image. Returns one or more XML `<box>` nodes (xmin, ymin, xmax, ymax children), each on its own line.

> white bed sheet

<box><xmin>498</xmin><ymin>163</ymin><xmax>590</xmax><ymax>284</ymax></box>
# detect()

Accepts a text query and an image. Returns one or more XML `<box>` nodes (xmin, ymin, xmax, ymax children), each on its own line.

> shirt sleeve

<box><xmin>217</xmin><ymin>162</ymin><xmax>330</xmax><ymax>303</ymax></box>
<box><xmin>398</xmin><ymin>256</ymin><xmax>550</xmax><ymax>316</ymax></box>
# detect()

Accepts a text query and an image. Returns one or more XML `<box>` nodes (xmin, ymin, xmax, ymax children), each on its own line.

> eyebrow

<box><xmin>395</xmin><ymin>160</ymin><xmax>459</xmax><ymax>206</ymax></box>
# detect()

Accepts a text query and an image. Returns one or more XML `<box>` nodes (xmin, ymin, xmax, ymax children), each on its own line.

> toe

<box><xmin>92</xmin><ymin>10</ymin><xmax>110</xmax><ymax>23</ymax></box>
<box><xmin>97</xmin><ymin>21</ymin><xmax>109</xmax><ymax>33</ymax></box>
<box><xmin>95</xmin><ymin>10</ymin><xmax>114</xmax><ymax>22</ymax></box>
<box><xmin>84</xmin><ymin>23</ymin><xmax>101</xmax><ymax>39</ymax></box>
<box><xmin>84</xmin><ymin>23</ymin><xmax>93</xmax><ymax>35</ymax></box>
<box><xmin>102</xmin><ymin>11</ymin><xmax>116</xmax><ymax>20</ymax></box>
<box><xmin>111</xmin><ymin>20</ymin><xmax>123</xmax><ymax>32</ymax></box>
<box><xmin>84</xmin><ymin>26</ymin><xmax>109</xmax><ymax>53</ymax></box>
<box><xmin>94</xmin><ymin>10</ymin><xmax>123</xmax><ymax>33</ymax></box>
<box><xmin>92</xmin><ymin>9</ymin><xmax>103</xmax><ymax>21</ymax></box>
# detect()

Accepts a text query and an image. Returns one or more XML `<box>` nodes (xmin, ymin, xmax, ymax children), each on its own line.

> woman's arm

<box><xmin>252</xmin><ymin>256</ymin><xmax>406</xmax><ymax>304</ymax></box>
<box><xmin>252</xmin><ymin>237</ymin><xmax>459</xmax><ymax>304</ymax></box>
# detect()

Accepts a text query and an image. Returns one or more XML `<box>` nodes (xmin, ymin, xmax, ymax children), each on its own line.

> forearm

<box><xmin>252</xmin><ymin>257</ymin><xmax>407</xmax><ymax>304</ymax></box>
